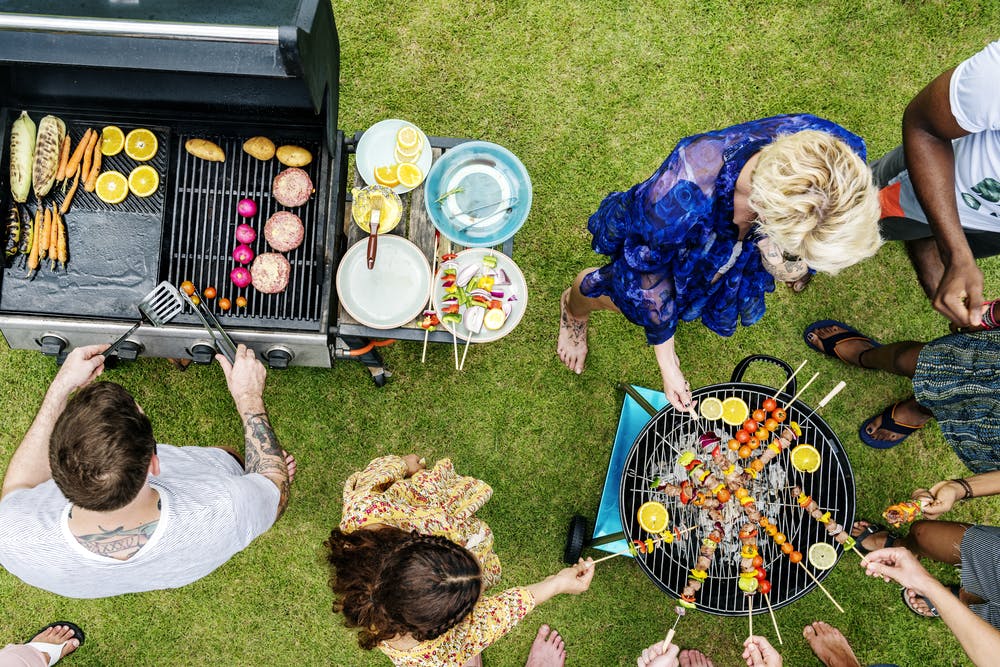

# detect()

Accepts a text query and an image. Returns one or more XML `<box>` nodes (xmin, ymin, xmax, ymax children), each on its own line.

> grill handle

<box><xmin>617</xmin><ymin>383</ymin><xmax>659</xmax><ymax>418</ymax></box>
<box><xmin>730</xmin><ymin>355</ymin><xmax>797</xmax><ymax>398</ymax></box>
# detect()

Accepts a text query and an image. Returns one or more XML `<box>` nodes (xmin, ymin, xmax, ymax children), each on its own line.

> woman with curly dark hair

<box><xmin>326</xmin><ymin>454</ymin><xmax>594</xmax><ymax>667</ymax></box>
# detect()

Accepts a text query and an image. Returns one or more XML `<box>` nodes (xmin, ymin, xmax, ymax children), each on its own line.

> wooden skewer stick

<box><xmin>447</xmin><ymin>323</ymin><xmax>459</xmax><ymax>370</ymax></box>
<box><xmin>771</xmin><ymin>360</ymin><xmax>807</xmax><ymax>398</ymax></box>
<box><xmin>850</xmin><ymin>545</ymin><xmax>868</xmax><ymax>561</ymax></box>
<box><xmin>799</xmin><ymin>381</ymin><xmax>848</xmax><ymax>423</ymax></box>
<box><xmin>459</xmin><ymin>325</ymin><xmax>474</xmax><ymax>370</ymax></box>
<box><xmin>747</xmin><ymin>594</ymin><xmax>754</xmax><ymax>641</ymax></box>
<box><xmin>786</xmin><ymin>372</ymin><xmax>820</xmax><ymax>407</ymax></box>
<box><xmin>587</xmin><ymin>527</ymin><xmax>697</xmax><ymax>565</ymax></box>
<box><xmin>796</xmin><ymin>561</ymin><xmax>845</xmax><ymax>613</ymax></box>
<box><xmin>420</xmin><ymin>231</ymin><xmax>441</xmax><ymax>364</ymax></box>
<box><xmin>662</xmin><ymin>613</ymin><xmax>682</xmax><ymax>651</ymax></box>
<box><xmin>764</xmin><ymin>593</ymin><xmax>783</xmax><ymax>645</ymax></box>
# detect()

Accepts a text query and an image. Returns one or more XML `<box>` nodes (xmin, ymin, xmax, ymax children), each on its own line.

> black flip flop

<box><xmin>902</xmin><ymin>585</ymin><xmax>960</xmax><ymax>619</ymax></box>
<box><xmin>25</xmin><ymin>620</ymin><xmax>85</xmax><ymax>648</ymax></box>
<box><xmin>803</xmin><ymin>319</ymin><xmax>881</xmax><ymax>367</ymax></box>
<box><xmin>851</xmin><ymin>521</ymin><xmax>896</xmax><ymax>556</ymax></box>
<box><xmin>859</xmin><ymin>401</ymin><xmax>927</xmax><ymax>450</ymax></box>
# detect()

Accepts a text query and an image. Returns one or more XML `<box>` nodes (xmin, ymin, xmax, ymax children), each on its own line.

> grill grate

<box><xmin>163</xmin><ymin>132</ymin><xmax>327</xmax><ymax>331</ymax></box>
<box><xmin>619</xmin><ymin>382</ymin><xmax>855</xmax><ymax>616</ymax></box>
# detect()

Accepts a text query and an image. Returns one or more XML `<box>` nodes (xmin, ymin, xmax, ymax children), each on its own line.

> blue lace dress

<box><xmin>581</xmin><ymin>114</ymin><xmax>867</xmax><ymax>345</ymax></box>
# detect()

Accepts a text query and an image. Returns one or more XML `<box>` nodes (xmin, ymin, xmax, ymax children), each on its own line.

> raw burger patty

<box><xmin>272</xmin><ymin>167</ymin><xmax>313</xmax><ymax>207</ymax></box>
<box><xmin>264</xmin><ymin>211</ymin><xmax>304</xmax><ymax>252</ymax></box>
<box><xmin>251</xmin><ymin>252</ymin><xmax>291</xmax><ymax>294</ymax></box>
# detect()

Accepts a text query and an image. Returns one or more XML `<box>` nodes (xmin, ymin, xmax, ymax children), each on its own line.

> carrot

<box><xmin>27</xmin><ymin>208</ymin><xmax>41</xmax><ymax>276</ymax></box>
<box><xmin>55</xmin><ymin>135</ymin><xmax>71</xmax><ymax>182</ymax></box>
<box><xmin>80</xmin><ymin>132</ymin><xmax>96</xmax><ymax>190</ymax></box>
<box><xmin>84</xmin><ymin>140</ymin><xmax>102</xmax><ymax>192</ymax></box>
<box><xmin>38</xmin><ymin>207</ymin><xmax>50</xmax><ymax>260</ymax></box>
<box><xmin>61</xmin><ymin>166</ymin><xmax>81</xmax><ymax>214</ymax></box>
<box><xmin>57</xmin><ymin>210</ymin><xmax>67</xmax><ymax>269</ymax></box>
<box><xmin>65</xmin><ymin>129</ymin><xmax>91</xmax><ymax>176</ymax></box>
<box><xmin>49</xmin><ymin>205</ymin><xmax>59</xmax><ymax>270</ymax></box>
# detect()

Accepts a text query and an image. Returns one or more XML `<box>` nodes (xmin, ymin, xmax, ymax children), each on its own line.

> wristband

<box><xmin>951</xmin><ymin>478</ymin><xmax>974</xmax><ymax>500</ymax></box>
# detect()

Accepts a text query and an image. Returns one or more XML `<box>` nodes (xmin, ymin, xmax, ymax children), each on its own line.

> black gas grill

<box><xmin>618</xmin><ymin>357</ymin><xmax>856</xmax><ymax>615</ymax></box>
<box><xmin>0</xmin><ymin>1</ymin><xmax>366</xmax><ymax>369</ymax></box>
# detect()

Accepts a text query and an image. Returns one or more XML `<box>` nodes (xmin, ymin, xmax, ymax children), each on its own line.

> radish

<box><xmin>230</xmin><ymin>266</ymin><xmax>252</xmax><ymax>288</ymax></box>
<box><xmin>235</xmin><ymin>223</ymin><xmax>256</xmax><ymax>244</ymax></box>
<box><xmin>237</xmin><ymin>198</ymin><xmax>257</xmax><ymax>218</ymax></box>
<box><xmin>232</xmin><ymin>244</ymin><xmax>255</xmax><ymax>265</ymax></box>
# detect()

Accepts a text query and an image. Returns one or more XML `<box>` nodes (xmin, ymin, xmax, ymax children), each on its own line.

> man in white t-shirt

<box><xmin>872</xmin><ymin>39</ymin><xmax>1000</xmax><ymax>328</ymax></box>
<box><xmin>0</xmin><ymin>343</ymin><xmax>294</xmax><ymax>598</ymax></box>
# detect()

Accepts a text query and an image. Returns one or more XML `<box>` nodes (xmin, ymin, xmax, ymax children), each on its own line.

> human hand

<box><xmin>861</xmin><ymin>547</ymin><xmax>937</xmax><ymax>594</ymax></box>
<box><xmin>554</xmin><ymin>558</ymin><xmax>595</xmax><ymax>595</ymax></box>
<box><xmin>216</xmin><ymin>345</ymin><xmax>266</xmax><ymax>410</ymax></box>
<box><xmin>742</xmin><ymin>635</ymin><xmax>782</xmax><ymax>667</ymax></box>
<box><xmin>912</xmin><ymin>480</ymin><xmax>963</xmax><ymax>519</ymax></box>
<box><xmin>401</xmin><ymin>454</ymin><xmax>427</xmax><ymax>477</ymax></box>
<box><xmin>933</xmin><ymin>259</ymin><xmax>984</xmax><ymax>327</ymax></box>
<box><xmin>51</xmin><ymin>344</ymin><xmax>108</xmax><ymax>394</ymax></box>
<box><xmin>637</xmin><ymin>640</ymin><xmax>679</xmax><ymax>667</ymax></box>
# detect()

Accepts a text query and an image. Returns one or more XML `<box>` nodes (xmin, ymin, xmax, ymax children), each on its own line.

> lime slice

<box><xmin>790</xmin><ymin>444</ymin><xmax>821</xmax><ymax>473</ymax></box>
<box><xmin>483</xmin><ymin>308</ymin><xmax>506</xmax><ymax>330</ymax></box>
<box><xmin>637</xmin><ymin>501</ymin><xmax>670</xmax><ymax>533</ymax></box>
<box><xmin>721</xmin><ymin>397</ymin><xmax>749</xmax><ymax>426</ymax></box>
<box><xmin>699</xmin><ymin>397</ymin><xmax>724</xmax><ymax>421</ymax></box>
<box><xmin>808</xmin><ymin>542</ymin><xmax>838</xmax><ymax>570</ymax></box>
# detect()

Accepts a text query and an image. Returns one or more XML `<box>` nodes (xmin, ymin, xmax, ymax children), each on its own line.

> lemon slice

<box><xmin>373</xmin><ymin>164</ymin><xmax>399</xmax><ymax>188</ymax></box>
<box><xmin>790</xmin><ymin>444</ymin><xmax>821</xmax><ymax>473</ymax></box>
<box><xmin>124</xmin><ymin>128</ymin><xmax>158</xmax><ymax>161</ymax></box>
<box><xmin>637</xmin><ymin>501</ymin><xmax>670</xmax><ymax>533</ymax></box>
<box><xmin>95</xmin><ymin>171</ymin><xmax>129</xmax><ymax>204</ymax></box>
<box><xmin>808</xmin><ymin>542</ymin><xmax>837</xmax><ymax>570</ymax></box>
<box><xmin>396</xmin><ymin>125</ymin><xmax>422</xmax><ymax>152</ymax></box>
<box><xmin>721</xmin><ymin>397</ymin><xmax>749</xmax><ymax>426</ymax></box>
<box><xmin>397</xmin><ymin>162</ymin><xmax>424</xmax><ymax>188</ymax></box>
<box><xmin>100</xmin><ymin>126</ymin><xmax>124</xmax><ymax>156</ymax></box>
<box><xmin>128</xmin><ymin>165</ymin><xmax>159</xmax><ymax>197</ymax></box>
<box><xmin>699</xmin><ymin>397</ymin><xmax>724</xmax><ymax>421</ymax></box>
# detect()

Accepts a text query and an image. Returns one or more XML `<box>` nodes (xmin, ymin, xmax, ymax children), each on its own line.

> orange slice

<box><xmin>124</xmin><ymin>128</ymin><xmax>158</xmax><ymax>161</ymax></box>
<box><xmin>373</xmin><ymin>164</ymin><xmax>399</xmax><ymax>187</ymax></box>
<box><xmin>95</xmin><ymin>171</ymin><xmax>129</xmax><ymax>204</ymax></box>
<box><xmin>128</xmin><ymin>165</ymin><xmax>159</xmax><ymax>197</ymax></box>
<box><xmin>637</xmin><ymin>501</ymin><xmax>670</xmax><ymax>533</ymax></box>
<box><xmin>100</xmin><ymin>126</ymin><xmax>124</xmax><ymax>156</ymax></box>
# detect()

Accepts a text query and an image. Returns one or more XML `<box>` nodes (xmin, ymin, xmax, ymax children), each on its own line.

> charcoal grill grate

<box><xmin>163</xmin><ymin>132</ymin><xmax>328</xmax><ymax>330</ymax></box>
<box><xmin>619</xmin><ymin>382</ymin><xmax>855</xmax><ymax>616</ymax></box>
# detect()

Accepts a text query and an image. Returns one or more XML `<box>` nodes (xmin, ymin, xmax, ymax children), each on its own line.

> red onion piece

<box><xmin>235</xmin><ymin>223</ymin><xmax>257</xmax><ymax>244</ymax></box>
<box><xmin>237</xmin><ymin>198</ymin><xmax>257</xmax><ymax>218</ymax></box>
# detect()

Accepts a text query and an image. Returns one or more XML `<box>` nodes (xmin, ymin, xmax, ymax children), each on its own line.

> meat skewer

<box><xmin>760</xmin><ymin>516</ymin><xmax>845</xmax><ymax>613</ymax></box>
<box><xmin>586</xmin><ymin>525</ymin><xmax>696</xmax><ymax>566</ymax></box>
<box><xmin>790</xmin><ymin>486</ymin><xmax>865</xmax><ymax>560</ymax></box>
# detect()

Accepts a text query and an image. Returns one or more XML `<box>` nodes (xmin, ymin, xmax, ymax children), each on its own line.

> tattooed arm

<box><xmin>217</xmin><ymin>345</ymin><xmax>290</xmax><ymax>520</ymax></box>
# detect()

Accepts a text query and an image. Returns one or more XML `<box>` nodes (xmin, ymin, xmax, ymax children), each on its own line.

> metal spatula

<box><xmin>104</xmin><ymin>281</ymin><xmax>187</xmax><ymax>358</ymax></box>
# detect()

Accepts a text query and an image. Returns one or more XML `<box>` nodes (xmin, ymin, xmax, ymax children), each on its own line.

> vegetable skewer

<box><xmin>420</xmin><ymin>231</ymin><xmax>441</xmax><ymax>364</ymax></box>
<box><xmin>586</xmin><ymin>525</ymin><xmax>696</xmax><ymax>565</ymax></box>
<box><xmin>764</xmin><ymin>593</ymin><xmax>783</xmax><ymax>645</ymax></box>
<box><xmin>760</xmin><ymin>516</ymin><xmax>844</xmax><ymax>613</ymax></box>
<box><xmin>770</xmin><ymin>360</ymin><xmax>807</xmax><ymax>400</ymax></box>
<box><xmin>785</xmin><ymin>372</ymin><xmax>819</xmax><ymax>408</ymax></box>
<box><xmin>790</xmin><ymin>486</ymin><xmax>866</xmax><ymax>560</ymax></box>
<box><xmin>661</xmin><ymin>611</ymin><xmax>682</xmax><ymax>652</ymax></box>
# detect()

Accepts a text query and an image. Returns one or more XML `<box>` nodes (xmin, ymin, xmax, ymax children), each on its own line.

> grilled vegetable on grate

<box><xmin>242</xmin><ymin>136</ymin><xmax>275</xmax><ymax>161</ymax></box>
<box><xmin>32</xmin><ymin>115</ymin><xmax>66</xmax><ymax>199</ymax></box>
<box><xmin>9</xmin><ymin>111</ymin><xmax>36</xmax><ymax>203</ymax></box>
<box><xmin>276</xmin><ymin>144</ymin><xmax>312</xmax><ymax>167</ymax></box>
<box><xmin>5</xmin><ymin>206</ymin><xmax>20</xmax><ymax>261</ymax></box>
<box><xmin>55</xmin><ymin>135</ymin><xmax>71</xmax><ymax>182</ymax></box>
<box><xmin>185</xmin><ymin>138</ymin><xmax>225</xmax><ymax>162</ymax></box>
<box><xmin>64</xmin><ymin>128</ymin><xmax>92</xmax><ymax>178</ymax></box>
<box><xmin>60</xmin><ymin>166</ymin><xmax>82</xmax><ymax>214</ymax></box>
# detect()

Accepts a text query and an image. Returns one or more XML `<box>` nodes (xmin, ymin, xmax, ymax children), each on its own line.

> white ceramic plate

<box><xmin>356</xmin><ymin>119</ymin><xmax>433</xmax><ymax>195</ymax></box>
<box><xmin>432</xmin><ymin>248</ymin><xmax>527</xmax><ymax>343</ymax></box>
<box><xmin>336</xmin><ymin>235</ymin><xmax>432</xmax><ymax>329</ymax></box>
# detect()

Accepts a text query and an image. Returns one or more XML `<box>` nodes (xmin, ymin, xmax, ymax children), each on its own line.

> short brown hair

<box><xmin>49</xmin><ymin>382</ymin><xmax>156</xmax><ymax>511</ymax></box>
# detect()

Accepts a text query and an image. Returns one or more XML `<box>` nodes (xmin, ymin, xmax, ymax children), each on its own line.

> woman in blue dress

<box><xmin>557</xmin><ymin>115</ymin><xmax>883</xmax><ymax>410</ymax></box>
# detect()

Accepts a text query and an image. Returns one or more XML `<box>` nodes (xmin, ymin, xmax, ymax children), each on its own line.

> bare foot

<box><xmin>803</xmin><ymin>621</ymin><xmax>861</xmax><ymax>667</ymax></box>
<box><xmin>524</xmin><ymin>625</ymin><xmax>565</xmax><ymax>667</ymax></box>
<box><xmin>462</xmin><ymin>653</ymin><xmax>483</xmax><ymax>667</ymax></box>
<box><xmin>805</xmin><ymin>324</ymin><xmax>876</xmax><ymax>367</ymax></box>
<box><xmin>557</xmin><ymin>288</ymin><xmax>588</xmax><ymax>374</ymax></box>
<box><xmin>29</xmin><ymin>624</ymin><xmax>82</xmax><ymax>663</ymax></box>
<box><xmin>679</xmin><ymin>648</ymin><xmax>715</xmax><ymax>667</ymax></box>
<box><xmin>283</xmin><ymin>451</ymin><xmax>297</xmax><ymax>483</ymax></box>
<box><xmin>862</xmin><ymin>399</ymin><xmax>932</xmax><ymax>444</ymax></box>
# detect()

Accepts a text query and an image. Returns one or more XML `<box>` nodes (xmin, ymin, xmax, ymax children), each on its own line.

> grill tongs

<box><xmin>178</xmin><ymin>288</ymin><xmax>238</xmax><ymax>364</ymax></box>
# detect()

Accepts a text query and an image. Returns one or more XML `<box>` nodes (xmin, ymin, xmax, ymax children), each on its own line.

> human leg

<box><xmin>557</xmin><ymin>268</ymin><xmax>620</xmax><ymax>374</ymax></box>
<box><xmin>859</xmin><ymin>397</ymin><xmax>933</xmax><ymax>448</ymax></box>
<box><xmin>524</xmin><ymin>625</ymin><xmax>565</xmax><ymax>667</ymax></box>
<box><xmin>803</xmin><ymin>322</ymin><xmax>925</xmax><ymax>377</ymax></box>
<box><xmin>802</xmin><ymin>621</ymin><xmax>861</xmax><ymax>667</ymax></box>
<box><xmin>905</xmin><ymin>238</ymin><xmax>945</xmax><ymax>299</ymax></box>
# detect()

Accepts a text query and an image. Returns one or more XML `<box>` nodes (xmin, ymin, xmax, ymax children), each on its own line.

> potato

<box><xmin>243</xmin><ymin>136</ymin><xmax>275</xmax><ymax>161</ymax></box>
<box><xmin>276</xmin><ymin>144</ymin><xmax>313</xmax><ymax>167</ymax></box>
<box><xmin>185</xmin><ymin>138</ymin><xmax>225</xmax><ymax>162</ymax></box>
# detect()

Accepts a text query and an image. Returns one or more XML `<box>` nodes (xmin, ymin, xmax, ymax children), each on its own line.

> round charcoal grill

<box><xmin>619</xmin><ymin>356</ymin><xmax>855</xmax><ymax>616</ymax></box>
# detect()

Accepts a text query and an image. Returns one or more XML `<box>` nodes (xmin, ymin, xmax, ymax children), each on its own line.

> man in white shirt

<box><xmin>0</xmin><ymin>343</ymin><xmax>293</xmax><ymax>598</ymax></box>
<box><xmin>872</xmin><ymin>39</ymin><xmax>1000</xmax><ymax>328</ymax></box>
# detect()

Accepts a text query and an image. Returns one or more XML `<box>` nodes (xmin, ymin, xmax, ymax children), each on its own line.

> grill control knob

<box><xmin>116</xmin><ymin>340</ymin><xmax>143</xmax><ymax>362</ymax></box>
<box><xmin>189</xmin><ymin>343</ymin><xmax>217</xmax><ymax>365</ymax></box>
<box><xmin>265</xmin><ymin>346</ymin><xmax>294</xmax><ymax>369</ymax></box>
<box><xmin>39</xmin><ymin>334</ymin><xmax>69</xmax><ymax>364</ymax></box>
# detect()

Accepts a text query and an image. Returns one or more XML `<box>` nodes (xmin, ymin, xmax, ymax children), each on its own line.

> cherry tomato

<box><xmin>789</xmin><ymin>550</ymin><xmax>803</xmax><ymax>564</ymax></box>
<box><xmin>747</xmin><ymin>437</ymin><xmax>760</xmax><ymax>450</ymax></box>
<box><xmin>727</xmin><ymin>438</ymin><xmax>740</xmax><ymax>451</ymax></box>
<box><xmin>764</xmin><ymin>418</ymin><xmax>779</xmax><ymax>432</ymax></box>
<box><xmin>737</xmin><ymin>445</ymin><xmax>752</xmax><ymax>459</ymax></box>
<box><xmin>758</xmin><ymin>517</ymin><xmax>769</xmax><ymax>528</ymax></box>
<box><xmin>750</xmin><ymin>459</ymin><xmax>764</xmax><ymax>472</ymax></box>
<box><xmin>218</xmin><ymin>297</ymin><xmax>231</xmax><ymax>311</ymax></box>
<box><xmin>758</xmin><ymin>580</ymin><xmax>772</xmax><ymax>595</ymax></box>
<box><xmin>743</xmin><ymin>419</ymin><xmax>758</xmax><ymax>433</ymax></box>
<box><xmin>752</xmin><ymin>554</ymin><xmax>764</xmax><ymax>568</ymax></box>
<box><xmin>735</xmin><ymin>430</ymin><xmax>751</xmax><ymax>444</ymax></box>
<box><xmin>762</xmin><ymin>398</ymin><xmax>777</xmax><ymax>412</ymax></box>
<box><xmin>755</xmin><ymin>567</ymin><xmax>767</xmax><ymax>581</ymax></box>
<box><xmin>716</xmin><ymin>489</ymin><xmax>731</xmax><ymax>503</ymax></box>
<box><xmin>766</xmin><ymin>525</ymin><xmax>777</xmax><ymax>536</ymax></box>
<box><xmin>180</xmin><ymin>280</ymin><xmax>195</xmax><ymax>295</ymax></box>
<box><xmin>190</xmin><ymin>294</ymin><xmax>201</xmax><ymax>306</ymax></box>
<box><xmin>773</xmin><ymin>532</ymin><xmax>786</xmax><ymax>545</ymax></box>
<box><xmin>773</xmin><ymin>408</ymin><xmax>787</xmax><ymax>422</ymax></box>
<box><xmin>755</xmin><ymin>427</ymin><xmax>769</xmax><ymax>440</ymax></box>
<box><xmin>235</xmin><ymin>296</ymin><xmax>248</xmax><ymax>308</ymax></box>
<box><xmin>735</xmin><ymin>488</ymin><xmax>749</xmax><ymax>500</ymax></box>
<box><xmin>752</xmin><ymin>409</ymin><xmax>766</xmax><ymax>423</ymax></box>
<box><xmin>781</xmin><ymin>542</ymin><xmax>794</xmax><ymax>554</ymax></box>
<box><xmin>203</xmin><ymin>286</ymin><xmax>217</xmax><ymax>299</ymax></box>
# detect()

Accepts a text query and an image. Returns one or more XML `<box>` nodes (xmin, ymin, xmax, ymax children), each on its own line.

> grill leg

<box><xmin>338</xmin><ymin>335</ymin><xmax>391</xmax><ymax>387</ymax></box>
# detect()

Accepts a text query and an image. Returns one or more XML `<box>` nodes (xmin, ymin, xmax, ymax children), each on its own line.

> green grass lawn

<box><xmin>2</xmin><ymin>2</ymin><xmax>999</xmax><ymax>665</ymax></box>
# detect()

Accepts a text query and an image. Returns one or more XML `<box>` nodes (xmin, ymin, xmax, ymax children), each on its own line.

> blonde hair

<box><xmin>749</xmin><ymin>130</ymin><xmax>882</xmax><ymax>274</ymax></box>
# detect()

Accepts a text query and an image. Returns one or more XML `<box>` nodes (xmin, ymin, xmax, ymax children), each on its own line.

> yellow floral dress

<box><xmin>340</xmin><ymin>456</ymin><xmax>536</xmax><ymax>667</ymax></box>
